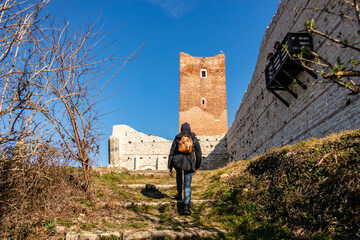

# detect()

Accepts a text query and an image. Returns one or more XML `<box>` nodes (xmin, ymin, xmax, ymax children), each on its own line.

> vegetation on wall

<box><xmin>292</xmin><ymin>1</ymin><xmax>360</xmax><ymax>93</ymax></box>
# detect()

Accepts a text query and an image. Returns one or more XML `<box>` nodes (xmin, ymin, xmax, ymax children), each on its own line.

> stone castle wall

<box><xmin>179</xmin><ymin>52</ymin><xmax>228</xmax><ymax>136</ymax></box>
<box><xmin>227</xmin><ymin>0</ymin><xmax>360</xmax><ymax>161</ymax></box>
<box><xmin>108</xmin><ymin>125</ymin><xmax>228</xmax><ymax>171</ymax></box>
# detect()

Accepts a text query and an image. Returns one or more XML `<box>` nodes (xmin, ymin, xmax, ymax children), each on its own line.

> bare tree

<box><xmin>0</xmin><ymin>1</ymin><xmax>68</xmax><ymax>235</ymax></box>
<box><xmin>36</xmin><ymin>18</ymin><xmax>143</xmax><ymax>194</ymax></box>
<box><xmin>0</xmin><ymin>2</ymin><xmax>142</xmax><ymax>231</ymax></box>
<box><xmin>291</xmin><ymin>1</ymin><xmax>360</xmax><ymax>93</ymax></box>
<box><xmin>0</xmin><ymin>0</ymin><xmax>50</xmax><ymax>144</ymax></box>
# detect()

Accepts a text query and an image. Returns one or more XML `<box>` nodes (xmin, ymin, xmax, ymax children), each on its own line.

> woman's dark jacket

<box><xmin>168</xmin><ymin>131</ymin><xmax>202</xmax><ymax>172</ymax></box>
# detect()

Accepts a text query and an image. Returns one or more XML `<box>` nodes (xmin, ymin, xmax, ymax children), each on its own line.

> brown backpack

<box><xmin>178</xmin><ymin>134</ymin><xmax>194</xmax><ymax>154</ymax></box>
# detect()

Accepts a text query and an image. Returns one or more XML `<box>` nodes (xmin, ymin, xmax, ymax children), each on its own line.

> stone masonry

<box><xmin>108</xmin><ymin>125</ymin><xmax>228</xmax><ymax>171</ymax></box>
<box><xmin>108</xmin><ymin>52</ymin><xmax>229</xmax><ymax>171</ymax></box>
<box><xmin>108</xmin><ymin>0</ymin><xmax>360</xmax><ymax>170</ymax></box>
<box><xmin>179</xmin><ymin>52</ymin><xmax>228</xmax><ymax>136</ymax></box>
<box><xmin>227</xmin><ymin>0</ymin><xmax>360</xmax><ymax>161</ymax></box>
<box><xmin>109</xmin><ymin>125</ymin><xmax>170</xmax><ymax>170</ymax></box>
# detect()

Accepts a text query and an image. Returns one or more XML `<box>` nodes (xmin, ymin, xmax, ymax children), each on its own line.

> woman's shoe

<box><xmin>184</xmin><ymin>204</ymin><xmax>191</xmax><ymax>215</ymax></box>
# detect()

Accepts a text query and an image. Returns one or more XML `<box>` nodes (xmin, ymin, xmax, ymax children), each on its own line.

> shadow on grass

<box><xmin>140</xmin><ymin>185</ymin><xmax>170</xmax><ymax>199</ymax></box>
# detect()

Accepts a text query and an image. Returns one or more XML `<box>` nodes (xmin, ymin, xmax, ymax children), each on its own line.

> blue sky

<box><xmin>46</xmin><ymin>0</ymin><xmax>280</xmax><ymax>166</ymax></box>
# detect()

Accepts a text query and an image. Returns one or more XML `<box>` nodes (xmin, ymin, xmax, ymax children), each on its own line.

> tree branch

<box><xmin>355</xmin><ymin>0</ymin><xmax>360</xmax><ymax>27</ymax></box>
<box><xmin>309</xmin><ymin>24</ymin><xmax>360</xmax><ymax>52</ymax></box>
<box><xmin>322</xmin><ymin>70</ymin><xmax>360</xmax><ymax>78</ymax></box>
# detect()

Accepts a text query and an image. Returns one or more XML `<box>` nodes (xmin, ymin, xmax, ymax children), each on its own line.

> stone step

<box><xmin>66</xmin><ymin>231</ymin><xmax>121</xmax><ymax>240</ymax></box>
<box><xmin>122</xmin><ymin>199</ymin><xmax>212</xmax><ymax>208</ymax></box>
<box><xmin>119</xmin><ymin>184</ymin><xmax>176</xmax><ymax>189</ymax></box>
<box><xmin>123</xmin><ymin>229</ymin><xmax>227</xmax><ymax>239</ymax></box>
<box><xmin>66</xmin><ymin>228</ymin><xmax>226</xmax><ymax>240</ymax></box>
<box><xmin>118</xmin><ymin>184</ymin><xmax>201</xmax><ymax>189</ymax></box>
<box><xmin>97</xmin><ymin>199</ymin><xmax>213</xmax><ymax>208</ymax></box>
<box><xmin>128</xmin><ymin>170</ymin><xmax>169</xmax><ymax>175</ymax></box>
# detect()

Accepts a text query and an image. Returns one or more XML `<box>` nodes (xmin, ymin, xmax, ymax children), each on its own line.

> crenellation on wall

<box><xmin>227</xmin><ymin>0</ymin><xmax>360</xmax><ymax>162</ymax></box>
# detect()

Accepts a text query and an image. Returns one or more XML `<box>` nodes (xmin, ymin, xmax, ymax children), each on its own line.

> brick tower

<box><xmin>179</xmin><ymin>52</ymin><xmax>228</xmax><ymax>136</ymax></box>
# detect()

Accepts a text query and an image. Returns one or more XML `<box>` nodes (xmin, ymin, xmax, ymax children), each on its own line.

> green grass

<box><xmin>13</xmin><ymin>128</ymin><xmax>356</xmax><ymax>239</ymax></box>
<box><xmin>129</xmin><ymin>222</ymin><xmax>148</xmax><ymax>229</ymax></box>
<box><xmin>197</xmin><ymin>129</ymin><xmax>360</xmax><ymax>239</ymax></box>
<box><xmin>57</xmin><ymin>218</ymin><xmax>75</xmax><ymax>227</ymax></box>
<box><xmin>81</xmin><ymin>222</ymin><xmax>98</xmax><ymax>230</ymax></box>
<box><xmin>43</xmin><ymin>219</ymin><xmax>56</xmax><ymax>235</ymax></box>
<box><xmin>98</xmin><ymin>172</ymin><xmax>176</xmax><ymax>186</ymax></box>
<box><xmin>79</xmin><ymin>199</ymin><xmax>94</xmax><ymax>207</ymax></box>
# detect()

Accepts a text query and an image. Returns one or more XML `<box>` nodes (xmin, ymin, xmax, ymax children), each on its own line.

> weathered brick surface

<box><xmin>108</xmin><ymin>125</ymin><xmax>228</xmax><ymax>170</ymax></box>
<box><xmin>179</xmin><ymin>52</ymin><xmax>228</xmax><ymax>136</ymax></box>
<box><xmin>227</xmin><ymin>0</ymin><xmax>360</xmax><ymax>161</ymax></box>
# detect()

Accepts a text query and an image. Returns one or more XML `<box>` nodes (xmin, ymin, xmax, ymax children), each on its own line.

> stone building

<box><xmin>109</xmin><ymin>0</ymin><xmax>360</xmax><ymax>170</ymax></box>
<box><xmin>108</xmin><ymin>125</ymin><xmax>171</xmax><ymax>171</ymax></box>
<box><xmin>108</xmin><ymin>53</ymin><xmax>229</xmax><ymax>171</ymax></box>
<box><xmin>108</xmin><ymin>125</ymin><xmax>228</xmax><ymax>170</ymax></box>
<box><xmin>179</xmin><ymin>52</ymin><xmax>228</xmax><ymax>136</ymax></box>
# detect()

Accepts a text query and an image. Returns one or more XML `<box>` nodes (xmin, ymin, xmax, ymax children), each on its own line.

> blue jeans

<box><xmin>175</xmin><ymin>170</ymin><xmax>194</xmax><ymax>205</ymax></box>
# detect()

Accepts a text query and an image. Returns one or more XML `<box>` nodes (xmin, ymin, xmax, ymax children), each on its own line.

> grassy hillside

<box><xmin>1</xmin><ymin>129</ymin><xmax>359</xmax><ymax>239</ymax></box>
<box><xmin>199</xmin><ymin>129</ymin><xmax>360</xmax><ymax>239</ymax></box>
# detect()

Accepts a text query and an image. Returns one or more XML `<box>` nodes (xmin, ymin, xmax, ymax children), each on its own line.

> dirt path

<box><xmin>63</xmin><ymin>170</ymin><xmax>227</xmax><ymax>240</ymax></box>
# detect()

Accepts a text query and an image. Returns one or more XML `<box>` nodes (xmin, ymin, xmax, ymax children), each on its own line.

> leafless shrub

<box><xmin>0</xmin><ymin>0</ymin><xmax>142</xmax><ymax>237</ymax></box>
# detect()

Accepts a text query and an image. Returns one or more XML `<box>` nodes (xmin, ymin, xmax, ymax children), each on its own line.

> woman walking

<box><xmin>168</xmin><ymin>122</ymin><xmax>202</xmax><ymax>215</ymax></box>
